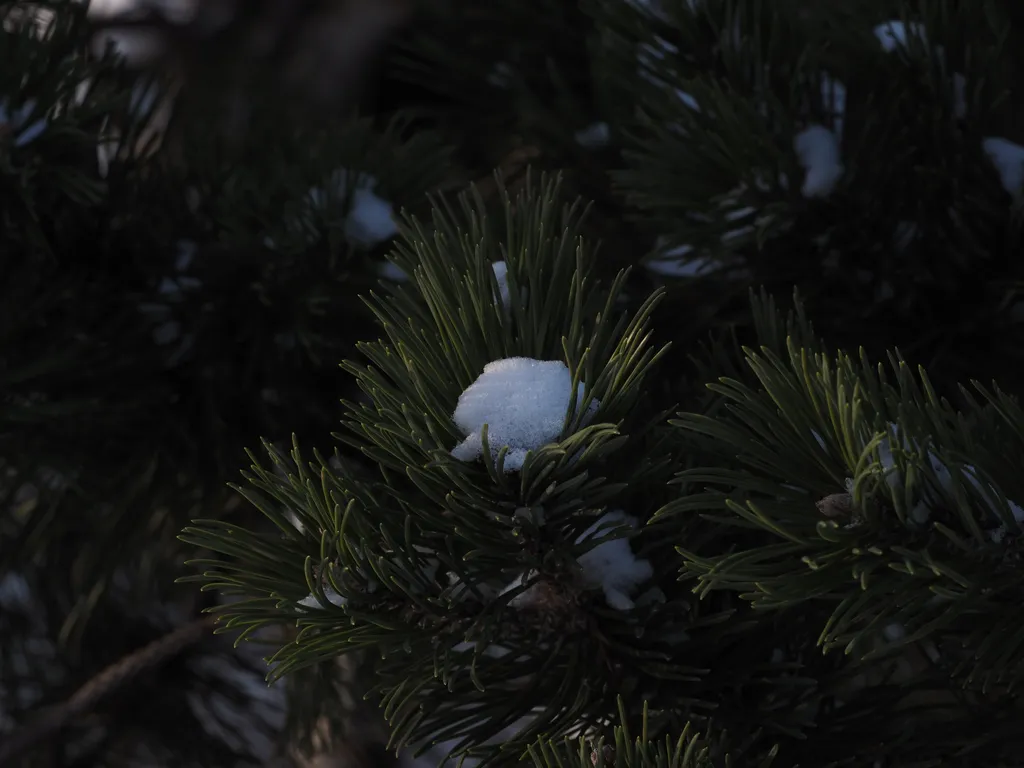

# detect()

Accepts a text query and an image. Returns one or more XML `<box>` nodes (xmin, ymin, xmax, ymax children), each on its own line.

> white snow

<box><xmin>982</xmin><ymin>137</ymin><xmax>1024</xmax><ymax>197</ymax></box>
<box><xmin>574</xmin><ymin>121</ymin><xmax>611</xmax><ymax>149</ymax></box>
<box><xmin>298</xmin><ymin>584</ymin><xmax>347</xmax><ymax>610</ymax></box>
<box><xmin>576</xmin><ymin>511</ymin><xmax>653</xmax><ymax>610</ymax></box>
<box><xmin>875</xmin><ymin>425</ymin><xmax>1024</xmax><ymax>538</ymax></box>
<box><xmin>501</xmin><ymin>512</ymin><xmax>652</xmax><ymax>613</ymax></box>
<box><xmin>874</xmin><ymin>20</ymin><xmax>927</xmax><ymax>53</ymax></box>
<box><xmin>491</xmin><ymin>261</ymin><xmax>511</xmax><ymax>308</ymax></box>
<box><xmin>309</xmin><ymin>170</ymin><xmax>399</xmax><ymax>248</ymax></box>
<box><xmin>793</xmin><ymin>124</ymin><xmax>843</xmax><ymax>198</ymax></box>
<box><xmin>450</xmin><ymin>358</ymin><xmax>599</xmax><ymax>472</ymax></box>
<box><xmin>344</xmin><ymin>184</ymin><xmax>399</xmax><ymax>247</ymax></box>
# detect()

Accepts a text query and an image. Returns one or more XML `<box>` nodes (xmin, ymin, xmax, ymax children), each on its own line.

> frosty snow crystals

<box><xmin>450</xmin><ymin>357</ymin><xmax>599</xmax><ymax>472</ymax></box>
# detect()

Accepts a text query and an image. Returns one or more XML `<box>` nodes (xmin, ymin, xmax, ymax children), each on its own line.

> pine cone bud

<box><xmin>817</xmin><ymin>492</ymin><xmax>853</xmax><ymax>518</ymax></box>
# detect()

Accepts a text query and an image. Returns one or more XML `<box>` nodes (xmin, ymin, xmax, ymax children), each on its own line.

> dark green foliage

<box><xmin>10</xmin><ymin>0</ymin><xmax>1024</xmax><ymax>766</ymax></box>
<box><xmin>182</xmin><ymin>177</ymin><xmax>690</xmax><ymax>764</ymax></box>
<box><xmin>0</xmin><ymin>1</ymin><xmax>455</xmax><ymax>763</ymax></box>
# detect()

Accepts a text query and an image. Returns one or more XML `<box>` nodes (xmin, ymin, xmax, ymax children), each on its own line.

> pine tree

<box><xmin>6</xmin><ymin>0</ymin><xmax>1024</xmax><ymax>766</ymax></box>
<box><xmin>1</xmin><ymin>1</ymin><xmax>451</xmax><ymax>763</ymax></box>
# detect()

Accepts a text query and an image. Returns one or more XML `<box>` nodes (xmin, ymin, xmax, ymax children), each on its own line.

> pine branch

<box><xmin>0</xmin><ymin>615</ymin><xmax>216</xmax><ymax>766</ymax></box>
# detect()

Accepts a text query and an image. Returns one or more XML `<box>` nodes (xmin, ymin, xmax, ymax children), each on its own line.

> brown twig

<box><xmin>0</xmin><ymin>615</ymin><xmax>216</xmax><ymax>767</ymax></box>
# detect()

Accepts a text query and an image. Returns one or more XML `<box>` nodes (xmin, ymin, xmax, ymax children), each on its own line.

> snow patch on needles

<box><xmin>309</xmin><ymin>170</ymin><xmax>399</xmax><ymax>248</ymax></box>
<box><xmin>982</xmin><ymin>137</ymin><xmax>1024</xmax><ymax>197</ymax></box>
<box><xmin>576</xmin><ymin>511</ymin><xmax>653</xmax><ymax>610</ymax></box>
<box><xmin>794</xmin><ymin>125</ymin><xmax>843</xmax><ymax>198</ymax></box>
<box><xmin>874</xmin><ymin>20</ymin><xmax>927</xmax><ymax>53</ymax></box>
<box><xmin>873</xmin><ymin>424</ymin><xmax>1024</xmax><ymax>536</ymax></box>
<box><xmin>345</xmin><ymin>183</ymin><xmax>399</xmax><ymax>247</ymax></box>
<box><xmin>451</xmin><ymin>358</ymin><xmax>599</xmax><ymax>472</ymax></box>
<box><xmin>298</xmin><ymin>584</ymin><xmax>347</xmax><ymax>610</ymax></box>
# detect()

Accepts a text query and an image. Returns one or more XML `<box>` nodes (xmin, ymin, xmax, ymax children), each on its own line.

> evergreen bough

<box><xmin>183</xmin><ymin>175</ymin><xmax>1024</xmax><ymax>766</ymax></box>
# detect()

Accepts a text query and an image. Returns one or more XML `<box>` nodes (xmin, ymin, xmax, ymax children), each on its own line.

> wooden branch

<box><xmin>0</xmin><ymin>615</ymin><xmax>216</xmax><ymax>767</ymax></box>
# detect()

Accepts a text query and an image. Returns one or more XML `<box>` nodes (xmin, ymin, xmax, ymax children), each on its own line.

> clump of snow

<box><xmin>873</xmin><ymin>424</ymin><xmax>1024</xmax><ymax>537</ymax></box>
<box><xmin>576</xmin><ymin>511</ymin><xmax>653</xmax><ymax>610</ymax></box>
<box><xmin>298</xmin><ymin>584</ymin><xmax>347</xmax><ymax>610</ymax></box>
<box><xmin>982</xmin><ymin>137</ymin><xmax>1024</xmax><ymax>197</ymax></box>
<box><xmin>575</xmin><ymin>121</ymin><xmax>611</xmax><ymax>149</ymax></box>
<box><xmin>794</xmin><ymin>125</ymin><xmax>843</xmax><ymax>198</ymax></box>
<box><xmin>450</xmin><ymin>358</ymin><xmax>599</xmax><ymax>472</ymax></box>
<box><xmin>344</xmin><ymin>183</ymin><xmax>399</xmax><ymax>247</ymax></box>
<box><xmin>498</xmin><ymin>511</ymin><xmax>651</xmax><ymax>614</ymax></box>
<box><xmin>309</xmin><ymin>170</ymin><xmax>399</xmax><ymax>248</ymax></box>
<box><xmin>874</xmin><ymin>20</ymin><xmax>927</xmax><ymax>53</ymax></box>
<box><xmin>491</xmin><ymin>261</ymin><xmax>511</xmax><ymax>308</ymax></box>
